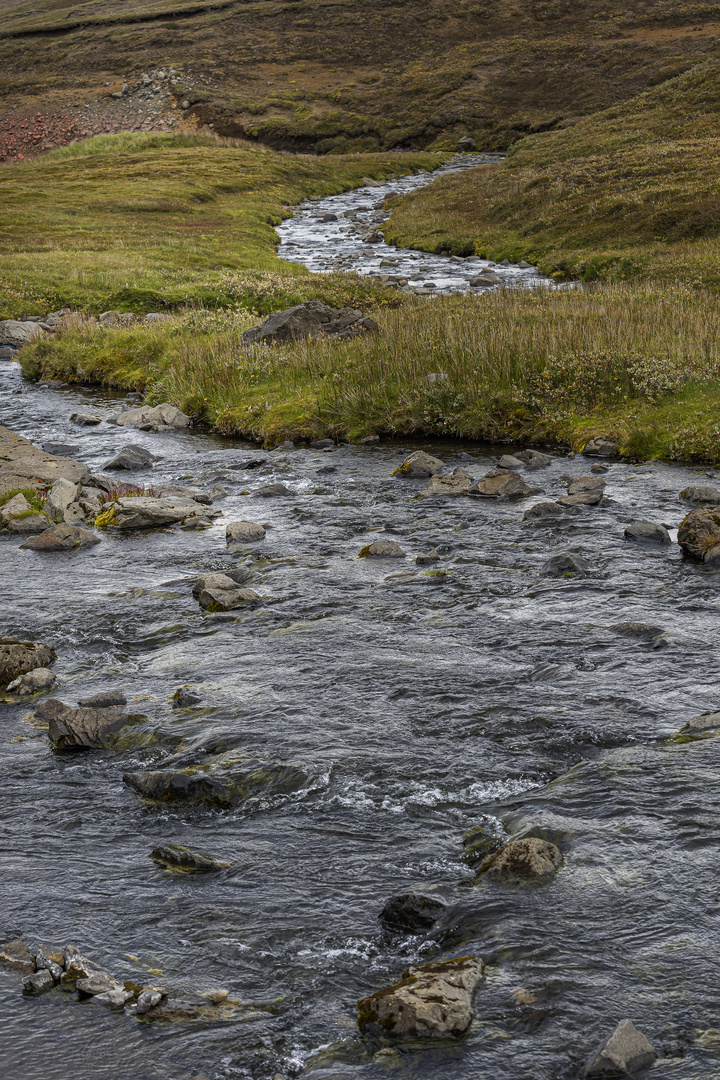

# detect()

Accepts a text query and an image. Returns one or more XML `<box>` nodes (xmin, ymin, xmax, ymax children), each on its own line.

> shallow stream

<box><xmin>3</xmin><ymin>355</ymin><xmax>720</xmax><ymax>1079</ymax></box>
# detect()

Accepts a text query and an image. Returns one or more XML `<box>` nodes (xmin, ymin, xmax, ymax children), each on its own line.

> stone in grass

<box><xmin>541</xmin><ymin>553</ymin><xmax>590</xmax><ymax>577</ymax></box>
<box><xmin>379</xmin><ymin>890</ymin><xmax>448</xmax><ymax>933</ymax></box>
<box><xmin>242</xmin><ymin>301</ymin><xmax>380</xmax><ymax>345</ymax></box>
<box><xmin>0</xmin><ymin>939</ymin><xmax>35</xmax><ymax>975</ymax></box>
<box><xmin>358</xmin><ymin>957</ymin><xmax>484</xmax><ymax>1040</ymax></box>
<box><xmin>150</xmin><ymin>845</ymin><xmax>230</xmax><ymax>873</ymax></box>
<box><xmin>392</xmin><ymin>450</ymin><xmax>444</xmax><ymax>478</ymax></box>
<box><xmin>226</xmin><ymin>520</ymin><xmax>266</xmax><ymax>544</ymax></box>
<box><xmin>123</xmin><ymin>754</ymin><xmax>308</xmax><ymax>808</ymax></box>
<box><xmin>478</xmin><ymin>837</ymin><xmax>563</xmax><ymax>884</ymax></box>
<box><xmin>0</xmin><ymin>638</ymin><xmax>56</xmax><ymax>688</ymax></box>
<box><xmin>624</xmin><ymin>520</ymin><xmax>671</xmax><ymax>544</ymax></box>
<box><xmin>20</xmin><ymin>524</ymin><xmax>101</xmax><ymax>551</ymax></box>
<box><xmin>583</xmin><ymin>1019</ymin><xmax>657</xmax><ymax>1077</ymax></box>
<box><xmin>359</xmin><ymin>541</ymin><xmax>406</xmax><ymax>558</ymax></box>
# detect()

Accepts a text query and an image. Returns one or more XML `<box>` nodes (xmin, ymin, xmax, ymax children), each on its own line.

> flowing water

<box><xmin>276</xmin><ymin>154</ymin><xmax>555</xmax><ymax>293</ymax></box>
<box><xmin>3</xmin><ymin>357</ymin><xmax>720</xmax><ymax>1080</ymax></box>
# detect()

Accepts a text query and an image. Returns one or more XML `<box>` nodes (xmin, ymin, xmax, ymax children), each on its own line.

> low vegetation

<box><xmin>0</xmin><ymin>131</ymin><xmax>437</xmax><ymax>318</ymax></box>
<box><xmin>22</xmin><ymin>283</ymin><xmax>720</xmax><ymax>461</ymax></box>
<box><xmin>384</xmin><ymin>60</ymin><xmax>720</xmax><ymax>287</ymax></box>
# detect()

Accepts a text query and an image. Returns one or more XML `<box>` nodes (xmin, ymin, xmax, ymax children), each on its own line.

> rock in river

<box><xmin>227</xmin><ymin>520</ymin><xmax>266</xmax><ymax>544</ymax></box>
<box><xmin>423</xmin><ymin>468</ymin><xmax>474</xmax><ymax>496</ymax></box>
<box><xmin>115</xmin><ymin>403</ymin><xmax>191</xmax><ymax>431</ymax></box>
<box><xmin>0</xmin><ymin>425</ymin><xmax>89</xmax><ymax>496</ymax></box>
<box><xmin>624</xmin><ymin>520</ymin><xmax>671</xmax><ymax>544</ymax></box>
<box><xmin>558</xmin><ymin>475</ymin><xmax>605</xmax><ymax>507</ymax></box>
<box><xmin>20</xmin><ymin>524</ymin><xmax>101</xmax><ymax>551</ymax></box>
<box><xmin>582</xmin><ymin>436</ymin><xmax>617</xmax><ymax>458</ymax></box>
<box><xmin>357</xmin><ymin>957</ymin><xmax>484</xmax><ymax>1040</ymax></box>
<box><xmin>242</xmin><ymin>301</ymin><xmax>380</xmax><ymax>344</ymax></box>
<box><xmin>677</xmin><ymin>506</ymin><xmax>720</xmax><ymax>563</ymax></box>
<box><xmin>36</xmin><ymin>698</ymin><xmax>135</xmax><ymax>751</ymax></box>
<box><xmin>680</xmin><ymin>484</ymin><xmax>720</xmax><ymax>504</ymax></box>
<box><xmin>393</xmin><ymin>450</ymin><xmax>444</xmax><ymax>478</ymax></box>
<box><xmin>541</xmin><ymin>552</ymin><xmax>590</xmax><ymax>577</ymax></box>
<box><xmin>95</xmin><ymin>496</ymin><xmax>206</xmax><ymax>529</ymax></box>
<box><xmin>473</xmin><ymin>468</ymin><xmax>532</xmax><ymax>498</ymax></box>
<box><xmin>583</xmin><ymin>1019</ymin><xmax>657</xmax><ymax>1077</ymax></box>
<box><xmin>195</xmin><ymin>574</ymin><xmax>261</xmax><ymax>612</ymax></box>
<box><xmin>0</xmin><ymin>939</ymin><xmax>35</xmax><ymax>975</ymax></box>
<box><xmin>478</xmin><ymin>837</ymin><xmax>563</xmax><ymax>883</ymax></box>
<box><xmin>6</xmin><ymin>667</ymin><xmax>55</xmax><ymax>694</ymax></box>
<box><xmin>359</xmin><ymin>540</ymin><xmax>406</xmax><ymax>558</ymax></box>
<box><xmin>0</xmin><ymin>637</ymin><xmax>56</xmax><ymax>688</ymax></box>
<box><xmin>104</xmin><ymin>445</ymin><xmax>155</xmax><ymax>470</ymax></box>
<box><xmin>124</xmin><ymin>752</ymin><xmax>308</xmax><ymax>807</ymax></box>
<box><xmin>150</xmin><ymin>845</ymin><xmax>229</xmax><ymax>872</ymax></box>
<box><xmin>524</xmin><ymin>501</ymin><xmax>565</xmax><ymax>520</ymax></box>
<box><xmin>379</xmin><ymin>890</ymin><xmax>448</xmax><ymax>933</ymax></box>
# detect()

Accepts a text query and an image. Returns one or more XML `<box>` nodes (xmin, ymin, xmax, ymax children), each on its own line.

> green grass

<box><xmin>21</xmin><ymin>282</ymin><xmax>720</xmax><ymax>461</ymax></box>
<box><xmin>0</xmin><ymin>131</ymin><xmax>440</xmax><ymax>318</ymax></box>
<box><xmin>383</xmin><ymin>60</ymin><xmax>720</xmax><ymax>287</ymax></box>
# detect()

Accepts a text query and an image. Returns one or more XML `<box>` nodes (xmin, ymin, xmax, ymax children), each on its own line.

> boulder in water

<box><xmin>514</xmin><ymin>449</ymin><xmax>552</xmax><ymax>468</ymax></box>
<box><xmin>242</xmin><ymin>301</ymin><xmax>380</xmax><ymax>345</ymax></box>
<box><xmin>541</xmin><ymin>552</ymin><xmax>590</xmax><ymax>577</ymax></box>
<box><xmin>523</xmin><ymin>501</ymin><xmax>565</xmax><ymax>520</ymax></box>
<box><xmin>478</xmin><ymin>837</ymin><xmax>563</xmax><ymax>883</ymax></box>
<box><xmin>123</xmin><ymin>754</ymin><xmax>308</xmax><ymax>807</ymax></box>
<box><xmin>359</xmin><ymin>540</ymin><xmax>406</xmax><ymax>558</ymax></box>
<box><xmin>358</xmin><ymin>957</ymin><xmax>484</xmax><ymax>1039</ymax></box>
<box><xmin>473</xmin><ymin>468</ymin><xmax>532</xmax><ymax>498</ymax></box>
<box><xmin>254</xmin><ymin>483</ymin><xmax>293</xmax><ymax>497</ymax></box>
<box><xmin>680</xmin><ymin>484</ymin><xmax>720</xmax><ymax>504</ymax></box>
<box><xmin>0</xmin><ymin>638</ymin><xmax>56</xmax><ymax>688</ymax></box>
<box><xmin>423</xmin><ymin>468</ymin><xmax>474</xmax><ymax>496</ymax></box>
<box><xmin>36</xmin><ymin>698</ymin><xmax>135</xmax><ymax>751</ymax></box>
<box><xmin>0</xmin><ymin>939</ymin><xmax>35</xmax><ymax>975</ymax></box>
<box><xmin>379</xmin><ymin>890</ymin><xmax>448</xmax><ymax>933</ymax></box>
<box><xmin>582</xmin><ymin>436</ymin><xmax>617</xmax><ymax>458</ymax></box>
<box><xmin>226</xmin><ymin>520</ymin><xmax>266</xmax><ymax>544</ymax></box>
<box><xmin>624</xmin><ymin>520</ymin><xmax>671</xmax><ymax>544</ymax></box>
<box><xmin>150</xmin><ymin>845</ymin><xmax>229</xmax><ymax>872</ymax></box>
<box><xmin>677</xmin><ymin>506</ymin><xmax>720</xmax><ymax>563</ymax></box>
<box><xmin>20</xmin><ymin>524</ymin><xmax>101</xmax><ymax>551</ymax></box>
<box><xmin>197</xmin><ymin>576</ymin><xmax>261</xmax><ymax>612</ymax></box>
<box><xmin>104</xmin><ymin>445</ymin><xmax>155</xmax><ymax>470</ymax></box>
<box><xmin>6</xmin><ymin>667</ymin><xmax>55</xmax><ymax>695</ymax></box>
<box><xmin>46</xmin><ymin>478</ymin><xmax>79</xmax><ymax>520</ymax></box>
<box><xmin>77</xmin><ymin>690</ymin><xmax>127</xmax><ymax>708</ymax></box>
<box><xmin>23</xmin><ymin>969</ymin><xmax>55</xmax><ymax>995</ymax></box>
<box><xmin>115</xmin><ymin>403</ymin><xmax>191</xmax><ymax>431</ymax></box>
<box><xmin>95</xmin><ymin>496</ymin><xmax>202</xmax><ymax>530</ymax></box>
<box><xmin>558</xmin><ymin>475</ymin><xmax>606</xmax><ymax>506</ymax></box>
<box><xmin>583</xmin><ymin>1019</ymin><xmax>657</xmax><ymax>1077</ymax></box>
<box><xmin>393</xmin><ymin>450</ymin><xmax>444</xmax><ymax>478</ymax></box>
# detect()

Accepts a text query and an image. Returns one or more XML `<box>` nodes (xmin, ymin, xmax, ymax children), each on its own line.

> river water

<box><xmin>3</xmin><ymin>353</ymin><xmax>720</xmax><ymax>1080</ymax></box>
<box><xmin>276</xmin><ymin>154</ymin><xmax>554</xmax><ymax>293</ymax></box>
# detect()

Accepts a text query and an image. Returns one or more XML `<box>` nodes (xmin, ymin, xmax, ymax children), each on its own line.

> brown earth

<box><xmin>1</xmin><ymin>0</ymin><xmax>720</xmax><ymax>160</ymax></box>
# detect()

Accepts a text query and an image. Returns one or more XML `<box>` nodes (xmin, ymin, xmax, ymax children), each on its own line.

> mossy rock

<box><xmin>124</xmin><ymin>753</ymin><xmax>308</xmax><ymax>807</ymax></box>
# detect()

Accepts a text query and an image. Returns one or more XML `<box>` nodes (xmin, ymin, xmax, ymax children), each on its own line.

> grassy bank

<box><xmin>0</xmin><ymin>131</ymin><xmax>438</xmax><ymax>318</ymax></box>
<box><xmin>384</xmin><ymin>60</ymin><xmax>720</xmax><ymax>287</ymax></box>
<box><xmin>21</xmin><ymin>283</ymin><xmax>720</xmax><ymax>461</ymax></box>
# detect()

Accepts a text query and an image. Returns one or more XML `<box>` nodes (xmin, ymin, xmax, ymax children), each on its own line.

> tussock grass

<box><xmin>22</xmin><ymin>283</ymin><xmax>720</xmax><ymax>461</ymax></box>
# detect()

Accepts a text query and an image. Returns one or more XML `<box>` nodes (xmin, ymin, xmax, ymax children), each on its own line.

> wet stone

<box><xmin>474</xmin><ymin>468</ymin><xmax>533</xmax><ymax>498</ymax></box>
<box><xmin>416</xmin><ymin>549</ymin><xmax>440</xmax><ymax>564</ymax></box>
<box><xmin>226</xmin><ymin>520</ymin><xmax>266</xmax><ymax>543</ymax></box>
<box><xmin>359</xmin><ymin>540</ymin><xmax>406</xmax><ymax>558</ymax></box>
<box><xmin>38</xmin><ymin>698</ymin><xmax>135</xmax><ymax>751</ymax></box>
<box><xmin>20</xmin><ymin>524</ymin><xmax>101</xmax><ymax>551</ymax></box>
<box><xmin>624</xmin><ymin>520</ymin><xmax>671</xmax><ymax>543</ymax></box>
<box><xmin>541</xmin><ymin>553</ymin><xmax>590</xmax><ymax>577</ymax></box>
<box><xmin>379</xmin><ymin>890</ymin><xmax>448</xmax><ymax>933</ymax></box>
<box><xmin>255</xmin><ymin>483</ymin><xmax>293</xmax><ymax>497</ymax></box>
<box><xmin>136</xmin><ymin>987</ymin><xmax>164</xmax><ymax>1014</ymax></box>
<box><xmin>123</xmin><ymin>755</ymin><xmax>308</xmax><ymax>807</ymax></box>
<box><xmin>77</xmin><ymin>690</ymin><xmax>127</xmax><ymax>708</ymax></box>
<box><xmin>358</xmin><ymin>957</ymin><xmax>484</xmax><ymax>1040</ymax></box>
<box><xmin>0</xmin><ymin>938</ymin><xmax>34</xmax><ymax>975</ymax></box>
<box><xmin>583</xmin><ymin>1019</ymin><xmax>657</xmax><ymax>1077</ymax></box>
<box><xmin>23</xmin><ymin>969</ymin><xmax>55</xmax><ymax>995</ymax></box>
<box><xmin>479</xmin><ymin>837</ymin><xmax>563</xmax><ymax>884</ymax></box>
<box><xmin>392</xmin><ymin>450</ymin><xmax>444</xmax><ymax>478</ymax></box>
<box><xmin>0</xmin><ymin>638</ymin><xmax>56</xmax><ymax>689</ymax></box>
<box><xmin>150</xmin><ymin>845</ymin><xmax>229</xmax><ymax>872</ymax></box>
<box><xmin>683</xmin><ymin>710</ymin><xmax>720</xmax><ymax>732</ymax></box>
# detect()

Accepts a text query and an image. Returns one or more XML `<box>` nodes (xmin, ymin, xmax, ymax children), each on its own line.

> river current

<box><xmin>3</xmin><ymin>355</ymin><xmax>720</xmax><ymax>1079</ymax></box>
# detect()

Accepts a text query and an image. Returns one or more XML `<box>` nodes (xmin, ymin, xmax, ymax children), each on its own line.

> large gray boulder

<box><xmin>243</xmin><ymin>301</ymin><xmax>380</xmax><ymax>345</ymax></box>
<box><xmin>20</xmin><ymin>524</ymin><xmax>101</xmax><ymax>551</ymax></box>
<box><xmin>359</xmin><ymin>540</ymin><xmax>406</xmax><ymax>558</ymax></box>
<box><xmin>358</xmin><ymin>957</ymin><xmax>484</xmax><ymax>1040</ymax></box>
<box><xmin>194</xmin><ymin>573</ymin><xmax>260</xmax><ymax>611</ymax></box>
<box><xmin>379</xmin><ymin>890</ymin><xmax>448</xmax><ymax>933</ymax></box>
<box><xmin>479</xmin><ymin>837</ymin><xmax>563</xmax><ymax>883</ymax></box>
<box><xmin>393</xmin><ymin>450</ymin><xmax>444</xmax><ymax>478</ymax></box>
<box><xmin>226</xmin><ymin>520</ymin><xmax>265</xmax><ymax>544</ymax></box>
<box><xmin>37</xmin><ymin>698</ymin><xmax>134</xmax><ymax>751</ymax></box>
<box><xmin>103</xmin><ymin>445</ymin><xmax>154</xmax><ymax>470</ymax></box>
<box><xmin>541</xmin><ymin>552</ymin><xmax>590</xmax><ymax>577</ymax></box>
<box><xmin>473</xmin><ymin>468</ymin><xmax>532</xmax><ymax>498</ymax></box>
<box><xmin>583</xmin><ymin>1019</ymin><xmax>657</xmax><ymax>1077</ymax></box>
<box><xmin>680</xmin><ymin>484</ymin><xmax>720</xmax><ymax>504</ymax></box>
<box><xmin>0</xmin><ymin>425</ymin><xmax>89</xmax><ymax>496</ymax></box>
<box><xmin>582</xmin><ymin>436</ymin><xmax>617</xmax><ymax>458</ymax></box>
<box><xmin>0</xmin><ymin>320</ymin><xmax>45</xmax><ymax>347</ymax></box>
<box><xmin>0</xmin><ymin>638</ymin><xmax>56</xmax><ymax>688</ymax></box>
<box><xmin>423</xmin><ymin>468</ymin><xmax>474</xmax><ymax>496</ymax></box>
<box><xmin>46</xmin><ymin>478</ymin><xmax>79</xmax><ymax>521</ymax></box>
<box><xmin>558</xmin><ymin>475</ymin><xmax>606</xmax><ymax>506</ymax></box>
<box><xmin>624</xmin><ymin>520</ymin><xmax>671</xmax><ymax>544</ymax></box>
<box><xmin>96</xmin><ymin>496</ymin><xmax>204</xmax><ymax>529</ymax></box>
<box><xmin>115</xmin><ymin>403</ymin><xmax>191</xmax><ymax>431</ymax></box>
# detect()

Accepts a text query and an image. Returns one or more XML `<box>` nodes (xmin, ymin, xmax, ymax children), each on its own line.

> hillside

<box><xmin>2</xmin><ymin>0</ymin><xmax>720</xmax><ymax>160</ymax></box>
<box><xmin>384</xmin><ymin>59</ymin><xmax>720</xmax><ymax>286</ymax></box>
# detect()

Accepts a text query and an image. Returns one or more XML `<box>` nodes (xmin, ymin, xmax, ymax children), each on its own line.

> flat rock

<box><xmin>37</xmin><ymin>697</ymin><xmax>135</xmax><ymax>751</ymax></box>
<box><xmin>96</xmin><ymin>496</ymin><xmax>202</xmax><ymax>529</ymax></box>
<box><xmin>115</xmin><ymin>403</ymin><xmax>191</xmax><ymax>431</ymax></box>
<box><xmin>243</xmin><ymin>301</ymin><xmax>380</xmax><ymax>344</ymax></box>
<box><xmin>584</xmin><ymin>1019</ymin><xmax>657</xmax><ymax>1077</ymax></box>
<box><xmin>558</xmin><ymin>475</ymin><xmax>606</xmax><ymax>506</ymax></box>
<box><xmin>7</xmin><ymin>512</ymin><xmax>50</xmax><ymax>534</ymax></box>
<box><xmin>0</xmin><ymin>319</ymin><xmax>45</xmax><ymax>347</ymax></box>
<box><xmin>498</xmin><ymin>454</ymin><xmax>523</xmax><ymax>468</ymax></box>
<box><xmin>423</xmin><ymin>467</ymin><xmax>474</xmax><ymax>496</ymax></box>
<box><xmin>683</xmin><ymin>710</ymin><xmax>720</xmax><ymax>732</ymax></box>
<box><xmin>104</xmin><ymin>445</ymin><xmax>154</xmax><ymax>470</ymax></box>
<box><xmin>226</xmin><ymin>520</ymin><xmax>266</xmax><ymax>543</ymax></box>
<box><xmin>76</xmin><ymin>973</ymin><xmax>124</xmax><ymax>997</ymax></box>
<box><xmin>678</xmin><ymin>507</ymin><xmax>720</xmax><ymax>562</ymax></box>
<box><xmin>6</xmin><ymin>666</ymin><xmax>55</xmax><ymax>694</ymax></box>
<box><xmin>393</xmin><ymin>450</ymin><xmax>444</xmax><ymax>478</ymax></box>
<box><xmin>150</xmin><ymin>845</ymin><xmax>229</xmax><ymax>872</ymax></box>
<box><xmin>358</xmin><ymin>957</ymin><xmax>484</xmax><ymax>1040</ymax></box>
<box><xmin>624</xmin><ymin>520</ymin><xmax>671</xmax><ymax>544</ymax></box>
<box><xmin>0</xmin><ymin>638</ymin><xmax>56</xmax><ymax>688</ymax></box>
<box><xmin>416</xmin><ymin>550</ymin><xmax>440</xmax><ymax>564</ymax></box>
<box><xmin>20</xmin><ymin>524</ymin><xmax>101</xmax><ymax>551</ymax></box>
<box><xmin>480</xmin><ymin>837</ymin><xmax>563</xmax><ymax>883</ymax></box>
<box><xmin>612</xmin><ymin>622</ymin><xmax>664</xmax><ymax>641</ymax></box>
<box><xmin>359</xmin><ymin>540</ymin><xmax>406</xmax><ymax>558</ymax></box>
<box><xmin>541</xmin><ymin>552</ymin><xmax>590</xmax><ymax>577</ymax></box>
<box><xmin>197</xmin><ymin>579</ymin><xmax>261</xmax><ymax>611</ymax></box>
<box><xmin>77</xmin><ymin>690</ymin><xmax>127</xmax><ymax>708</ymax></box>
<box><xmin>0</xmin><ymin>425</ymin><xmax>89</xmax><ymax>496</ymax></box>
<box><xmin>473</xmin><ymin>468</ymin><xmax>532</xmax><ymax>498</ymax></box>
<box><xmin>680</xmin><ymin>484</ymin><xmax>720</xmax><ymax>504</ymax></box>
<box><xmin>379</xmin><ymin>890</ymin><xmax>448</xmax><ymax>933</ymax></box>
<box><xmin>123</xmin><ymin>754</ymin><xmax>308</xmax><ymax>807</ymax></box>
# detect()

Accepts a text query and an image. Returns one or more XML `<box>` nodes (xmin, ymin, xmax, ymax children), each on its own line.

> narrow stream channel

<box><xmin>277</xmin><ymin>154</ymin><xmax>555</xmax><ymax>293</ymax></box>
<box><xmin>3</xmin><ymin>348</ymin><xmax>720</xmax><ymax>1079</ymax></box>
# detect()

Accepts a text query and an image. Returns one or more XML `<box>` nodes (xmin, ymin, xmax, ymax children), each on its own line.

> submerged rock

<box><xmin>359</xmin><ymin>541</ymin><xmax>406</xmax><ymax>558</ymax></box>
<box><xmin>77</xmin><ymin>690</ymin><xmax>127</xmax><ymax>708</ymax></box>
<box><xmin>624</xmin><ymin>520</ymin><xmax>671</xmax><ymax>544</ymax></box>
<box><xmin>541</xmin><ymin>553</ymin><xmax>590</xmax><ymax>577</ymax></box>
<box><xmin>682</xmin><ymin>710</ymin><xmax>720</xmax><ymax>733</ymax></box>
<box><xmin>358</xmin><ymin>957</ymin><xmax>484</xmax><ymax>1040</ymax></box>
<box><xmin>115</xmin><ymin>403</ymin><xmax>191</xmax><ymax>431</ymax></box>
<box><xmin>416</xmin><ymin>549</ymin><xmax>441</xmax><ymax>565</ymax></box>
<box><xmin>255</xmin><ymin>483</ymin><xmax>293</xmax><ymax>497</ymax></box>
<box><xmin>150</xmin><ymin>845</ymin><xmax>229</xmax><ymax>872</ymax></box>
<box><xmin>583</xmin><ymin>1019</ymin><xmax>657</xmax><ymax>1077</ymax></box>
<box><xmin>473</xmin><ymin>468</ymin><xmax>532</xmax><ymax>498</ymax></box>
<box><xmin>37</xmin><ymin>698</ymin><xmax>135</xmax><ymax>751</ymax></box>
<box><xmin>462</xmin><ymin>825</ymin><xmax>503</xmax><ymax>865</ymax></box>
<box><xmin>243</xmin><ymin>301</ymin><xmax>380</xmax><ymax>344</ymax></box>
<box><xmin>0</xmin><ymin>638</ymin><xmax>56</xmax><ymax>688</ymax></box>
<box><xmin>379</xmin><ymin>890</ymin><xmax>448</xmax><ymax>933</ymax></box>
<box><xmin>678</xmin><ymin>507</ymin><xmax>720</xmax><ymax>563</ymax></box>
<box><xmin>478</xmin><ymin>837</ymin><xmax>563</xmax><ymax>884</ymax></box>
<box><xmin>524</xmin><ymin>501</ymin><xmax>565</xmax><ymax>520</ymax></box>
<box><xmin>392</xmin><ymin>450</ymin><xmax>444</xmax><ymax>478</ymax></box>
<box><xmin>20</xmin><ymin>523</ymin><xmax>101</xmax><ymax>551</ymax></box>
<box><xmin>123</xmin><ymin>754</ymin><xmax>308</xmax><ymax>807</ymax></box>
<box><xmin>226</xmin><ymin>520</ymin><xmax>266</xmax><ymax>543</ymax></box>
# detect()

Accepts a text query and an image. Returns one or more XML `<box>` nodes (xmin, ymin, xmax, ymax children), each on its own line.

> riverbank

<box><xmin>20</xmin><ymin>283</ymin><xmax>720</xmax><ymax>461</ymax></box>
<box><xmin>383</xmin><ymin>60</ymin><xmax>720</xmax><ymax>288</ymax></box>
